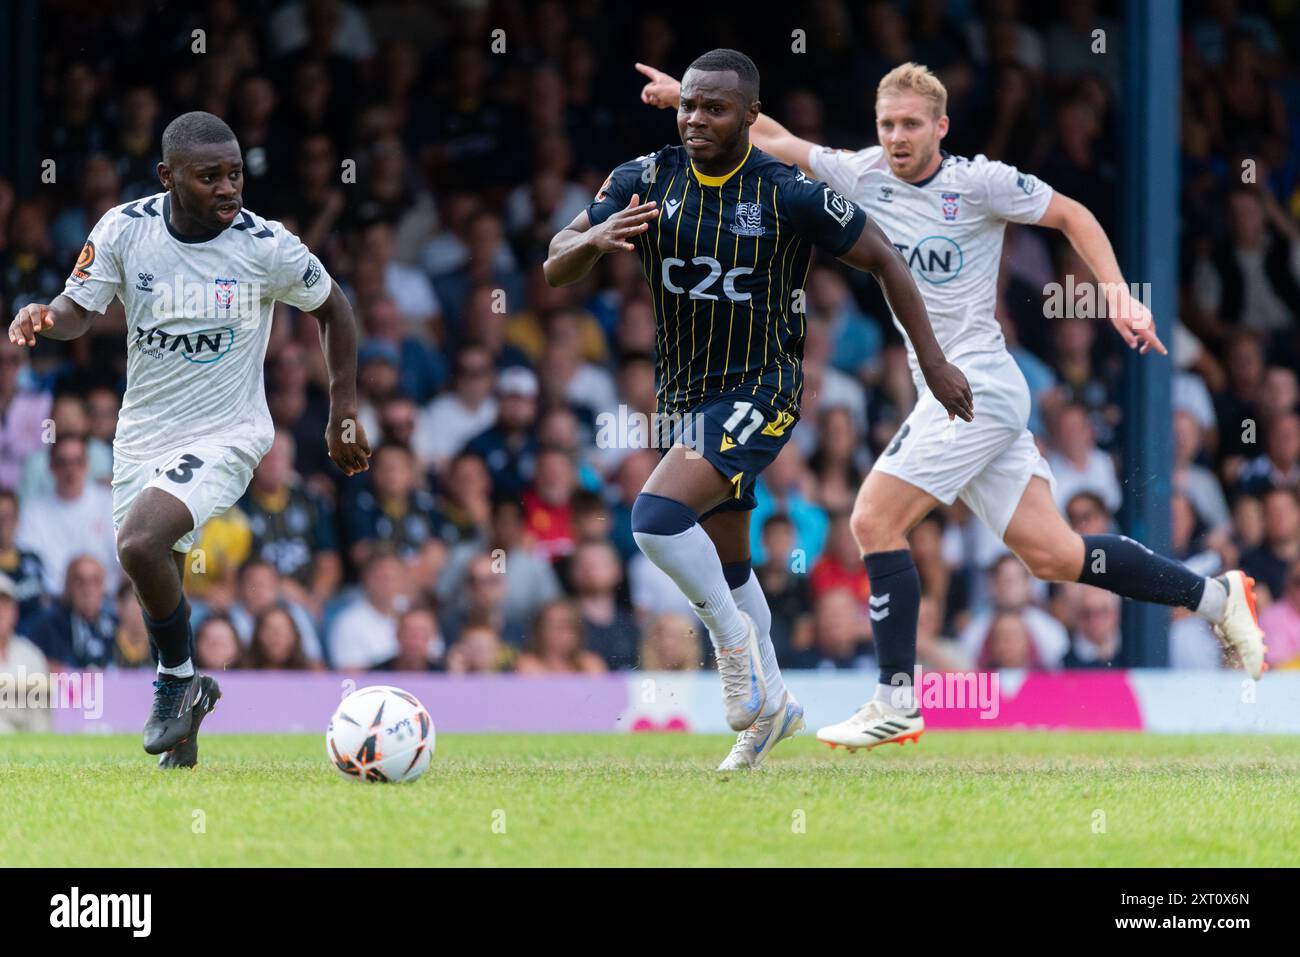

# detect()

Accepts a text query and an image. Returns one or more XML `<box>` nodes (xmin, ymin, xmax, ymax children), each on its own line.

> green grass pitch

<box><xmin>2</xmin><ymin>732</ymin><xmax>1297</xmax><ymax>866</ymax></box>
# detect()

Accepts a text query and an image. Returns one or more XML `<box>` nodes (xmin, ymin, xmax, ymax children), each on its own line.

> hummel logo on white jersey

<box><xmin>869</xmin><ymin>593</ymin><xmax>891</xmax><ymax>622</ymax></box>
<box><xmin>664</xmin><ymin>198</ymin><xmax>681</xmax><ymax>220</ymax></box>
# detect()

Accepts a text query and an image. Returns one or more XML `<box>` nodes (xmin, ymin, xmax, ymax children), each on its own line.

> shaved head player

<box><xmin>8</xmin><ymin>111</ymin><xmax>370</xmax><ymax>768</ymax></box>
<box><xmin>547</xmin><ymin>49</ymin><xmax>971</xmax><ymax>770</ymax></box>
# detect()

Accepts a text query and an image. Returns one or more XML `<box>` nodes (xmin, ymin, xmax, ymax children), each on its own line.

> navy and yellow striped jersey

<box><xmin>587</xmin><ymin>143</ymin><xmax>867</xmax><ymax>418</ymax></box>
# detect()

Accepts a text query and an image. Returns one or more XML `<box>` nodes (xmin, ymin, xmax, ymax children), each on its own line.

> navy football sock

<box><xmin>1077</xmin><ymin>534</ymin><xmax>1206</xmax><ymax>610</ymax></box>
<box><xmin>864</xmin><ymin>550</ymin><xmax>921</xmax><ymax>689</ymax></box>
<box><xmin>143</xmin><ymin>596</ymin><xmax>194</xmax><ymax>671</ymax></box>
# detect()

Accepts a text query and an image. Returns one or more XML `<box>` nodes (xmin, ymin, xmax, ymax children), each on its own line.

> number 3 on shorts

<box><xmin>162</xmin><ymin>452</ymin><xmax>206</xmax><ymax>485</ymax></box>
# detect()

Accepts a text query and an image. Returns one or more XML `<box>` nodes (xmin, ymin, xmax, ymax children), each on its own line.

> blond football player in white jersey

<box><xmin>8</xmin><ymin>112</ymin><xmax>371</xmax><ymax>769</ymax></box>
<box><xmin>638</xmin><ymin>61</ymin><xmax>1267</xmax><ymax>753</ymax></box>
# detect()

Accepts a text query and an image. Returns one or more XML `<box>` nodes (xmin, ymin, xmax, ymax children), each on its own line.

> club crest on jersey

<box><xmin>823</xmin><ymin>187</ymin><xmax>854</xmax><ymax>227</ymax></box>
<box><xmin>214</xmin><ymin>277</ymin><xmax>239</xmax><ymax>311</ymax></box>
<box><xmin>941</xmin><ymin>192</ymin><xmax>960</xmax><ymax>221</ymax></box>
<box><xmin>730</xmin><ymin>202</ymin><xmax>764</xmax><ymax>237</ymax></box>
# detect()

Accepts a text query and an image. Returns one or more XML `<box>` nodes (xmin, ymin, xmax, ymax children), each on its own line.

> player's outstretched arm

<box><xmin>839</xmin><ymin>217</ymin><xmax>974</xmax><ymax>422</ymax></box>
<box><xmin>543</xmin><ymin>196</ymin><xmax>658</xmax><ymax>287</ymax></box>
<box><xmin>1036</xmin><ymin>192</ymin><xmax>1166</xmax><ymax>355</ymax></box>
<box><xmin>8</xmin><ymin>295</ymin><xmax>94</xmax><ymax>346</ymax></box>
<box><xmin>308</xmin><ymin>282</ymin><xmax>371</xmax><ymax>477</ymax></box>
<box><xmin>636</xmin><ymin>63</ymin><xmax>819</xmax><ymax>174</ymax></box>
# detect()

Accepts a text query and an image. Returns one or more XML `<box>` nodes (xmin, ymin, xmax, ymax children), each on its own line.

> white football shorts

<box><xmin>112</xmin><ymin>441</ymin><xmax>262</xmax><ymax>553</ymax></box>
<box><xmin>872</xmin><ymin>350</ymin><xmax>1057</xmax><ymax>538</ymax></box>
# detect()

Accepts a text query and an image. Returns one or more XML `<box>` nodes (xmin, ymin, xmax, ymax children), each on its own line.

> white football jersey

<box><xmin>809</xmin><ymin>146</ymin><xmax>1052</xmax><ymax>384</ymax></box>
<box><xmin>61</xmin><ymin>192</ymin><xmax>332</xmax><ymax>460</ymax></box>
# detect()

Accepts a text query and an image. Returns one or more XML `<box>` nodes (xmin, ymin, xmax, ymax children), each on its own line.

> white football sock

<box><xmin>158</xmin><ymin>658</ymin><xmax>195</xmax><ymax>679</ymax></box>
<box><xmin>873</xmin><ymin>682</ymin><xmax>915</xmax><ymax>713</ymax></box>
<box><xmin>634</xmin><ymin>523</ymin><xmax>749</xmax><ymax>651</ymax></box>
<box><xmin>731</xmin><ymin>571</ymin><xmax>787</xmax><ymax>717</ymax></box>
<box><xmin>1195</xmin><ymin>576</ymin><xmax>1227</xmax><ymax>624</ymax></box>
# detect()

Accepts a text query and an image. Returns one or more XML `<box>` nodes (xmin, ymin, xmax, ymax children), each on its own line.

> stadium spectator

<box><xmin>358</xmin><ymin>222</ymin><xmax>442</xmax><ymax>338</ymax></box>
<box><xmin>348</xmin><ymin>442</ymin><xmax>458</xmax><ymax>569</ymax></box>
<box><xmin>18</xmin><ymin>394</ymin><xmax>112</xmax><ymax>500</ymax></box>
<box><xmin>1234</xmin><ymin>411</ymin><xmax>1300</xmax><ymax>495</ymax></box>
<box><xmin>809</xmin><ymin>406</ymin><xmax>869</xmax><ymax>514</ymax></box>
<box><xmin>521</xmin><ymin>448</ymin><xmax>578</xmax><ymax>562</ymax></box>
<box><xmin>247</xmin><ymin>607</ymin><xmax>314</xmax><ymax>671</ymax></box>
<box><xmin>0</xmin><ymin>572</ymin><xmax>49</xmax><ymax>733</ymax></box>
<box><xmin>0</xmin><ymin>200</ymin><xmax>64</xmax><ymax>314</ymax></box>
<box><xmin>750</xmin><ymin>444</ymin><xmax>829</xmax><ymax>566</ymax></box>
<box><xmin>1051</xmin><ymin>314</ymin><xmax>1120</xmax><ymax>450</ymax></box>
<box><xmin>915</xmin><ymin>594</ymin><xmax>970</xmax><ymax>672</ymax></box>
<box><xmin>0</xmin><ymin>489</ymin><xmax>47</xmax><ymax>633</ymax></box>
<box><xmin>194</xmin><ymin>614</ymin><xmax>243</xmax><ymax>672</ymax></box>
<box><xmin>356</xmin><ymin>292</ymin><xmax>444</xmax><ymax>408</ymax></box>
<box><xmin>412</xmin><ymin>345</ymin><xmax>498</xmax><ymax>471</ymax></box>
<box><xmin>16</xmin><ymin>434</ymin><xmax>117</xmax><ymax>595</ymax></box>
<box><xmin>911</xmin><ymin>511</ymin><xmax>962</xmax><ymax>633</ymax></box>
<box><xmin>1060</xmin><ymin>584</ymin><xmax>1123</xmax><ymax>668</ymax></box>
<box><xmin>372</xmin><ymin>606</ymin><xmax>444</xmax><ymax>671</ymax></box>
<box><xmin>0</xmin><ymin>351</ymin><xmax>52</xmax><ymax>492</ymax></box>
<box><xmin>227</xmin><ymin>559</ymin><xmax>324</xmax><ymax>664</ymax></box>
<box><xmin>1211</xmin><ymin>332</ymin><xmax>1268</xmax><ymax>468</ymax></box>
<box><xmin>756</xmin><ymin>514</ymin><xmax>813</xmax><ymax>667</ymax></box>
<box><xmin>328</xmin><ymin>549</ymin><xmax>409</xmax><ymax>670</ymax></box>
<box><xmin>1191</xmin><ymin>186</ymin><xmax>1300</xmax><ymax>346</ymax></box>
<box><xmin>439</xmin><ymin>550</ymin><xmax>528</xmax><ymax>648</ymax></box>
<box><xmin>808</xmin><ymin>267</ymin><xmax>883</xmax><ymax>380</ymax></box>
<box><xmin>793</xmin><ymin>588</ymin><xmax>875</xmax><ymax>671</ymax></box>
<box><xmin>810</xmin><ymin>512</ymin><xmax>872</xmax><ymax>610</ymax></box>
<box><xmin>978</xmin><ymin>611</ymin><xmax>1045</xmax><ymax>670</ymax></box>
<box><xmin>569</xmin><ymin>540</ymin><xmax>638</xmax><ymax>670</ymax></box>
<box><xmin>444</xmin><ymin>614</ymin><xmax>513</xmax><ymax>675</ymax></box>
<box><xmin>1173</xmin><ymin>408</ymin><xmax>1232</xmax><ymax>532</ymax></box>
<box><xmin>457</xmin><ymin>283</ymin><xmax>534</xmax><ymax>371</ymax></box>
<box><xmin>1065</xmin><ymin>490</ymin><xmax>1115</xmax><ymax>535</ymax></box>
<box><xmin>1241</xmin><ymin>487</ymin><xmax>1300</xmax><ymax>601</ymax></box>
<box><xmin>957</xmin><ymin>554</ymin><xmax>1069</xmax><ymax>668</ymax></box>
<box><xmin>112</xmin><ymin>579</ymin><xmax>151</xmax><ymax>668</ymax></box>
<box><xmin>515</xmin><ymin>599</ymin><xmax>606</xmax><ymax>675</ymax></box>
<box><xmin>30</xmin><ymin>555</ymin><xmax>117</xmax><ymax>671</ymax></box>
<box><xmin>441</xmin><ymin>497</ymin><xmax>559</xmax><ymax>631</ymax></box>
<box><xmin>1258</xmin><ymin>560</ymin><xmax>1300</xmax><ymax>669</ymax></box>
<box><xmin>1046</xmin><ymin>403</ymin><xmax>1122</xmax><ymax>514</ymax></box>
<box><xmin>240</xmin><ymin>428</ymin><xmax>341</xmax><ymax>618</ymax></box>
<box><xmin>464</xmin><ymin>366</ymin><xmax>540</xmax><ymax>497</ymax></box>
<box><xmin>638</xmin><ymin>613</ymin><xmax>704</xmax><ymax>671</ymax></box>
<box><xmin>436</xmin><ymin>451</ymin><xmax>493</xmax><ymax>544</ymax></box>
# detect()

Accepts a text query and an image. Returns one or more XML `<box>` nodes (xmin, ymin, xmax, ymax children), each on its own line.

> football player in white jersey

<box><xmin>8</xmin><ymin>112</ymin><xmax>371</xmax><ymax>768</ymax></box>
<box><xmin>638</xmin><ymin>61</ymin><xmax>1267</xmax><ymax>751</ymax></box>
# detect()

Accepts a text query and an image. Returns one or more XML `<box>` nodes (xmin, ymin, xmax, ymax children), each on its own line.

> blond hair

<box><xmin>876</xmin><ymin>62</ymin><xmax>947</xmax><ymax>119</ymax></box>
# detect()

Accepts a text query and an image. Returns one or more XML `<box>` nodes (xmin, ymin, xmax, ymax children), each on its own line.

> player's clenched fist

<box><xmin>326</xmin><ymin>413</ymin><xmax>372</xmax><ymax>477</ymax></box>
<box><xmin>590</xmin><ymin>193</ymin><xmax>658</xmax><ymax>253</ymax></box>
<box><xmin>8</xmin><ymin>303</ymin><xmax>54</xmax><ymax>347</ymax></box>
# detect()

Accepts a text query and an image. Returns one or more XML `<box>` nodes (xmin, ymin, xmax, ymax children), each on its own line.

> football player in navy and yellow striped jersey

<box><xmin>545</xmin><ymin>49</ymin><xmax>969</xmax><ymax>770</ymax></box>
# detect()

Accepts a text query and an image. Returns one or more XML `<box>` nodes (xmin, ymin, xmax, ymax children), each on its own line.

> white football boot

<box><xmin>717</xmin><ymin>691</ymin><xmax>805</xmax><ymax>771</ymax></box>
<box><xmin>1213</xmin><ymin>570</ymin><xmax>1268</xmax><ymax>680</ymax></box>
<box><xmin>715</xmin><ymin>611</ymin><xmax>766</xmax><ymax>731</ymax></box>
<box><xmin>816</xmin><ymin>699</ymin><xmax>924</xmax><ymax>752</ymax></box>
